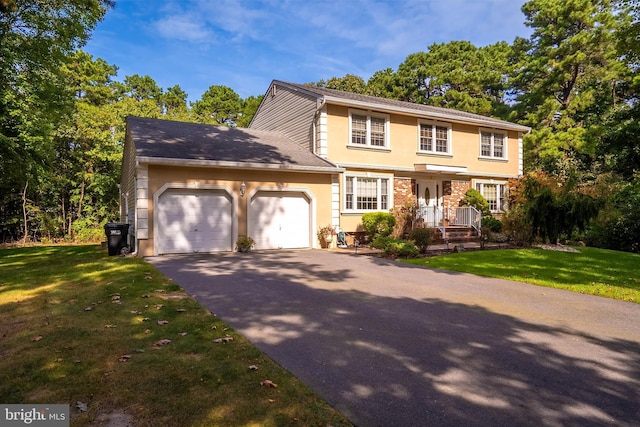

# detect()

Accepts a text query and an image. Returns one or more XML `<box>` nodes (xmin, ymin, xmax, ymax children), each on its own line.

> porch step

<box><xmin>429</xmin><ymin>226</ymin><xmax>480</xmax><ymax>244</ymax></box>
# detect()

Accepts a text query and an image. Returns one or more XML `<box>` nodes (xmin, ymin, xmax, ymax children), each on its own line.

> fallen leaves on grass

<box><xmin>31</xmin><ymin>335</ymin><xmax>43</xmax><ymax>342</ymax></box>
<box><xmin>152</xmin><ymin>339</ymin><xmax>171</xmax><ymax>349</ymax></box>
<box><xmin>260</xmin><ymin>380</ymin><xmax>277</xmax><ymax>388</ymax></box>
<box><xmin>157</xmin><ymin>320</ymin><xmax>169</xmax><ymax>325</ymax></box>
<box><xmin>212</xmin><ymin>336</ymin><xmax>234</xmax><ymax>343</ymax></box>
<box><xmin>76</xmin><ymin>401</ymin><xmax>88</xmax><ymax>412</ymax></box>
<box><xmin>248</xmin><ymin>365</ymin><xmax>258</xmax><ymax>371</ymax></box>
<box><xmin>118</xmin><ymin>354</ymin><xmax>132</xmax><ymax>362</ymax></box>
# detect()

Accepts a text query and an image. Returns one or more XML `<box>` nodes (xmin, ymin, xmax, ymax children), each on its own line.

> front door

<box><xmin>416</xmin><ymin>179</ymin><xmax>441</xmax><ymax>226</ymax></box>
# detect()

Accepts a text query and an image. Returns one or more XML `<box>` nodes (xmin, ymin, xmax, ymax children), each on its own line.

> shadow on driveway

<box><xmin>148</xmin><ymin>250</ymin><xmax>640</xmax><ymax>427</ymax></box>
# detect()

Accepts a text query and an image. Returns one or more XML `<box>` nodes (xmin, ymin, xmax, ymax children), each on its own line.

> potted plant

<box><xmin>317</xmin><ymin>225</ymin><xmax>336</xmax><ymax>245</ymax></box>
<box><xmin>235</xmin><ymin>236</ymin><xmax>255</xmax><ymax>252</ymax></box>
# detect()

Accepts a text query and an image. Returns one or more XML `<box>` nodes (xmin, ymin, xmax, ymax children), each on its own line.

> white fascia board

<box><xmin>136</xmin><ymin>157</ymin><xmax>344</xmax><ymax>174</ymax></box>
<box><xmin>323</xmin><ymin>96</ymin><xmax>531</xmax><ymax>133</ymax></box>
<box><xmin>414</xmin><ymin>164</ymin><xmax>468</xmax><ymax>173</ymax></box>
<box><xmin>457</xmin><ymin>171</ymin><xmax>520</xmax><ymax>179</ymax></box>
<box><xmin>335</xmin><ymin>162</ymin><xmax>415</xmax><ymax>173</ymax></box>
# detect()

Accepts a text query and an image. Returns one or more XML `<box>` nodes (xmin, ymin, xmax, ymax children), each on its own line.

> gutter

<box><xmin>136</xmin><ymin>156</ymin><xmax>344</xmax><ymax>174</ymax></box>
<box><xmin>322</xmin><ymin>95</ymin><xmax>531</xmax><ymax>133</ymax></box>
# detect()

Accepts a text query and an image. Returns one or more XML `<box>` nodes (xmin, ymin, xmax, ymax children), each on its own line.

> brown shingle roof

<box><xmin>127</xmin><ymin>116</ymin><xmax>339</xmax><ymax>171</ymax></box>
<box><xmin>275</xmin><ymin>81</ymin><xmax>531</xmax><ymax>132</ymax></box>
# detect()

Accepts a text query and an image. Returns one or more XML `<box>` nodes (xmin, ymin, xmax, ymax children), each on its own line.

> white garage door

<box><xmin>249</xmin><ymin>192</ymin><xmax>310</xmax><ymax>250</ymax></box>
<box><xmin>156</xmin><ymin>189</ymin><xmax>232</xmax><ymax>254</ymax></box>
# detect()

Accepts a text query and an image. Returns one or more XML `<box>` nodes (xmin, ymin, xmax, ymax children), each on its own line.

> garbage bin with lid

<box><xmin>104</xmin><ymin>223</ymin><xmax>130</xmax><ymax>256</ymax></box>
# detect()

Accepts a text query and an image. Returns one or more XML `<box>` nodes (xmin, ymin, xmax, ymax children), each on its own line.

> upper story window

<box><xmin>419</xmin><ymin>121</ymin><xmax>451</xmax><ymax>154</ymax></box>
<box><xmin>345</xmin><ymin>175</ymin><xmax>390</xmax><ymax>211</ymax></box>
<box><xmin>349</xmin><ymin>110</ymin><xmax>389</xmax><ymax>149</ymax></box>
<box><xmin>480</xmin><ymin>130</ymin><xmax>507</xmax><ymax>159</ymax></box>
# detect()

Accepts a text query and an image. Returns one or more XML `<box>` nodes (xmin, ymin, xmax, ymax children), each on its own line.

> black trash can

<box><xmin>104</xmin><ymin>223</ymin><xmax>130</xmax><ymax>256</ymax></box>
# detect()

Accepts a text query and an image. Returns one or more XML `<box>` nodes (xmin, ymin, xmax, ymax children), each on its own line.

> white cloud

<box><xmin>153</xmin><ymin>15</ymin><xmax>214</xmax><ymax>43</ymax></box>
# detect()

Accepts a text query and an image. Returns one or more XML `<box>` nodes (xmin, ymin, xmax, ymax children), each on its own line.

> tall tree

<box><xmin>512</xmin><ymin>0</ymin><xmax>625</xmax><ymax>174</ymax></box>
<box><xmin>236</xmin><ymin>95</ymin><xmax>263</xmax><ymax>128</ymax></box>
<box><xmin>0</xmin><ymin>0</ymin><xmax>113</xmax><ymax>241</ymax></box>
<box><xmin>316</xmin><ymin>74</ymin><xmax>368</xmax><ymax>94</ymax></box>
<box><xmin>191</xmin><ymin>85</ymin><xmax>242</xmax><ymax>125</ymax></box>
<box><xmin>395</xmin><ymin>41</ymin><xmax>514</xmax><ymax>117</ymax></box>
<box><xmin>162</xmin><ymin>84</ymin><xmax>190</xmax><ymax>120</ymax></box>
<box><xmin>366</xmin><ymin>68</ymin><xmax>403</xmax><ymax>99</ymax></box>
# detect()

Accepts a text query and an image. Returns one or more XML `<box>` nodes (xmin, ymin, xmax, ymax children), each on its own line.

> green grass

<box><xmin>0</xmin><ymin>245</ymin><xmax>351</xmax><ymax>427</ymax></box>
<box><xmin>402</xmin><ymin>246</ymin><xmax>640</xmax><ymax>303</ymax></box>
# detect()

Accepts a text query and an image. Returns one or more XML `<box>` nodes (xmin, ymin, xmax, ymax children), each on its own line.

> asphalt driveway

<box><xmin>148</xmin><ymin>250</ymin><xmax>640</xmax><ymax>426</ymax></box>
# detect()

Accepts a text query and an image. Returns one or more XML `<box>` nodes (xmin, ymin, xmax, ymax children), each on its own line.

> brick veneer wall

<box><xmin>393</xmin><ymin>177</ymin><xmax>415</xmax><ymax>208</ymax></box>
<box><xmin>443</xmin><ymin>180</ymin><xmax>470</xmax><ymax>209</ymax></box>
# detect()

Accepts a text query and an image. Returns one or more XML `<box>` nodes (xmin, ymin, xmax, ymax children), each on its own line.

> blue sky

<box><xmin>84</xmin><ymin>0</ymin><xmax>531</xmax><ymax>102</ymax></box>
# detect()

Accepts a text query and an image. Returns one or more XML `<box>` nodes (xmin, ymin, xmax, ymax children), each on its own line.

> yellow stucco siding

<box><xmin>136</xmin><ymin>164</ymin><xmax>334</xmax><ymax>256</ymax></box>
<box><xmin>324</xmin><ymin>104</ymin><xmax>521</xmax><ymax>176</ymax></box>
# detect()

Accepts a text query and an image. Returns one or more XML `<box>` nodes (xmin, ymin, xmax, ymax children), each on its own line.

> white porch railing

<box><xmin>451</xmin><ymin>206</ymin><xmax>482</xmax><ymax>236</ymax></box>
<box><xmin>416</xmin><ymin>206</ymin><xmax>482</xmax><ymax>239</ymax></box>
<box><xmin>416</xmin><ymin>206</ymin><xmax>445</xmax><ymax>238</ymax></box>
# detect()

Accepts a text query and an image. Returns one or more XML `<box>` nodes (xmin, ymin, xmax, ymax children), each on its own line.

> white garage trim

<box><xmin>153</xmin><ymin>183</ymin><xmax>238</xmax><ymax>255</ymax></box>
<box><xmin>247</xmin><ymin>187</ymin><xmax>317</xmax><ymax>249</ymax></box>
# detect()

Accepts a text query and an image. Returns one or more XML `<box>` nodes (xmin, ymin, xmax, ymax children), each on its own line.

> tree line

<box><xmin>1</xmin><ymin>0</ymin><xmax>638</xmax><ymax>252</ymax></box>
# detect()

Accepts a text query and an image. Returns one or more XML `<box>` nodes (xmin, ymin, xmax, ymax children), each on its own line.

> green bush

<box><xmin>461</xmin><ymin>188</ymin><xmax>491</xmax><ymax>218</ymax></box>
<box><xmin>370</xmin><ymin>235</ymin><xmax>394</xmax><ymax>250</ymax></box>
<box><xmin>409</xmin><ymin>228</ymin><xmax>433</xmax><ymax>253</ymax></box>
<box><xmin>73</xmin><ymin>219</ymin><xmax>105</xmax><ymax>243</ymax></box>
<box><xmin>482</xmin><ymin>217</ymin><xmax>502</xmax><ymax>232</ymax></box>
<box><xmin>502</xmin><ymin>207</ymin><xmax>533</xmax><ymax>246</ymax></box>
<box><xmin>361</xmin><ymin>212</ymin><xmax>396</xmax><ymax>240</ymax></box>
<box><xmin>384</xmin><ymin>240</ymin><xmax>419</xmax><ymax>258</ymax></box>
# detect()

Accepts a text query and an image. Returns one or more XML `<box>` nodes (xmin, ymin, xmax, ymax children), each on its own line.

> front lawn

<box><xmin>402</xmin><ymin>246</ymin><xmax>640</xmax><ymax>303</ymax></box>
<box><xmin>0</xmin><ymin>245</ymin><xmax>351</xmax><ymax>426</ymax></box>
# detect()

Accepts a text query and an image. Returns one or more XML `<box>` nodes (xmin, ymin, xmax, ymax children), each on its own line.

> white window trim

<box><xmin>479</xmin><ymin>128</ymin><xmax>508</xmax><ymax>160</ymax></box>
<box><xmin>474</xmin><ymin>179</ymin><xmax>508</xmax><ymax>213</ymax></box>
<box><xmin>348</xmin><ymin>109</ymin><xmax>390</xmax><ymax>149</ymax></box>
<box><xmin>417</xmin><ymin>120</ymin><xmax>452</xmax><ymax>155</ymax></box>
<box><xmin>343</xmin><ymin>173</ymin><xmax>393</xmax><ymax>213</ymax></box>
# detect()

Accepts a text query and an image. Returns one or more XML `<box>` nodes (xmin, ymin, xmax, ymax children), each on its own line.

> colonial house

<box><xmin>120</xmin><ymin>80</ymin><xmax>530</xmax><ymax>256</ymax></box>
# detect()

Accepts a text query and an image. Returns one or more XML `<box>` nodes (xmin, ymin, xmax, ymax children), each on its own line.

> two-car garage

<box><xmin>154</xmin><ymin>187</ymin><xmax>312</xmax><ymax>254</ymax></box>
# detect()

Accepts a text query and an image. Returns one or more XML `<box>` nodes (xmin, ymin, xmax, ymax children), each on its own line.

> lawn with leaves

<box><xmin>402</xmin><ymin>246</ymin><xmax>640</xmax><ymax>303</ymax></box>
<box><xmin>0</xmin><ymin>245</ymin><xmax>351</xmax><ymax>426</ymax></box>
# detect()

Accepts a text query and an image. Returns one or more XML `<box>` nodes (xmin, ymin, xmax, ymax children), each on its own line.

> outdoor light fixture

<box><xmin>240</xmin><ymin>181</ymin><xmax>246</xmax><ymax>197</ymax></box>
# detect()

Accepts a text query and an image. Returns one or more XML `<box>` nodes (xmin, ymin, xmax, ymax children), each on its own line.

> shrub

<box><xmin>235</xmin><ymin>236</ymin><xmax>255</xmax><ymax>252</ymax></box>
<box><xmin>73</xmin><ymin>219</ymin><xmax>105</xmax><ymax>243</ymax></box>
<box><xmin>482</xmin><ymin>217</ymin><xmax>502</xmax><ymax>233</ymax></box>
<box><xmin>370</xmin><ymin>235</ymin><xmax>394</xmax><ymax>250</ymax></box>
<box><xmin>361</xmin><ymin>212</ymin><xmax>396</xmax><ymax>240</ymax></box>
<box><xmin>461</xmin><ymin>188</ymin><xmax>491</xmax><ymax>218</ymax></box>
<box><xmin>502</xmin><ymin>207</ymin><xmax>533</xmax><ymax>246</ymax></box>
<box><xmin>390</xmin><ymin>202</ymin><xmax>418</xmax><ymax>238</ymax></box>
<box><xmin>384</xmin><ymin>240</ymin><xmax>419</xmax><ymax>258</ymax></box>
<box><xmin>409</xmin><ymin>228</ymin><xmax>433</xmax><ymax>254</ymax></box>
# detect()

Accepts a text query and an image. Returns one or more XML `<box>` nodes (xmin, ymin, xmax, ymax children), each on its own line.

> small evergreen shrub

<box><xmin>370</xmin><ymin>235</ymin><xmax>394</xmax><ymax>250</ymax></box>
<box><xmin>409</xmin><ymin>228</ymin><xmax>433</xmax><ymax>253</ymax></box>
<box><xmin>361</xmin><ymin>212</ymin><xmax>396</xmax><ymax>240</ymax></box>
<box><xmin>461</xmin><ymin>188</ymin><xmax>491</xmax><ymax>218</ymax></box>
<box><xmin>384</xmin><ymin>240</ymin><xmax>419</xmax><ymax>258</ymax></box>
<box><xmin>482</xmin><ymin>217</ymin><xmax>503</xmax><ymax>232</ymax></box>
